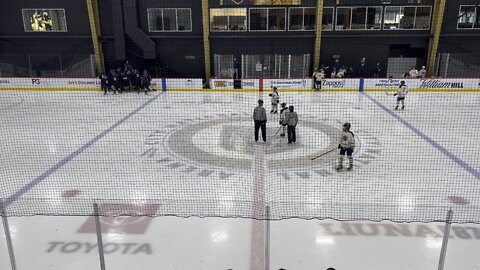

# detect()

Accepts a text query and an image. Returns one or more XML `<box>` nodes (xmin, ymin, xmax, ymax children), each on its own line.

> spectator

<box><xmin>345</xmin><ymin>66</ymin><xmax>354</xmax><ymax>78</ymax></box>
<box><xmin>373</xmin><ymin>62</ymin><xmax>381</xmax><ymax>78</ymax></box>
<box><xmin>124</xmin><ymin>60</ymin><xmax>133</xmax><ymax>72</ymax></box>
<box><xmin>233</xmin><ymin>57</ymin><xmax>240</xmax><ymax>79</ymax></box>
<box><xmin>358</xmin><ymin>57</ymin><xmax>366</xmax><ymax>78</ymax></box>
<box><xmin>333</xmin><ymin>59</ymin><xmax>340</xmax><ymax>71</ymax></box>
<box><xmin>409</xmin><ymin>66</ymin><xmax>418</xmax><ymax>78</ymax></box>
<box><xmin>324</xmin><ymin>65</ymin><xmax>332</xmax><ymax>78</ymax></box>
<box><xmin>336</xmin><ymin>66</ymin><xmax>346</xmax><ymax>78</ymax></box>
<box><xmin>419</xmin><ymin>65</ymin><xmax>427</xmax><ymax>78</ymax></box>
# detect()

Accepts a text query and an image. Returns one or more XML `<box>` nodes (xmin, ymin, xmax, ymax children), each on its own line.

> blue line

<box><xmin>4</xmin><ymin>92</ymin><xmax>164</xmax><ymax>208</ymax></box>
<box><xmin>161</xmin><ymin>78</ymin><xmax>167</xmax><ymax>92</ymax></box>
<box><xmin>364</xmin><ymin>93</ymin><xmax>480</xmax><ymax>180</ymax></box>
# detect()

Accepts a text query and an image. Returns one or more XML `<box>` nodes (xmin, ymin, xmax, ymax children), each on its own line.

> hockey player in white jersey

<box><xmin>269</xmin><ymin>87</ymin><xmax>280</xmax><ymax>113</ymax></box>
<box><xmin>394</xmin><ymin>80</ymin><xmax>409</xmax><ymax>110</ymax></box>
<box><xmin>337</xmin><ymin>122</ymin><xmax>355</xmax><ymax>171</ymax></box>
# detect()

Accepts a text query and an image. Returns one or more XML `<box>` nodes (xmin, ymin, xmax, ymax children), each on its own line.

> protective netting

<box><xmin>1</xmin><ymin>0</ymin><xmax>480</xmax><ymax>224</ymax></box>
<box><xmin>1</xmin><ymin>88</ymin><xmax>480</xmax><ymax>223</ymax></box>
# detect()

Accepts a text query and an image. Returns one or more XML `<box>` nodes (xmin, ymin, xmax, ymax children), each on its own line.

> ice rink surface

<box><xmin>1</xmin><ymin>90</ymin><xmax>480</xmax><ymax>269</ymax></box>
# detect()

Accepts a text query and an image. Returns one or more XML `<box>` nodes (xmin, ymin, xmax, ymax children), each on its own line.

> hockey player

<box><xmin>269</xmin><ymin>87</ymin><xmax>280</xmax><ymax>113</ymax></box>
<box><xmin>98</xmin><ymin>72</ymin><xmax>109</xmax><ymax>95</ymax></box>
<box><xmin>140</xmin><ymin>70</ymin><xmax>151</xmax><ymax>94</ymax></box>
<box><xmin>337</xmin><ymin>122</ymin><xmax>355</xmax><ymax>171</ymax></box>
<box><xmin>286</xmin><ymin>106</ymin><xmax>298</xmax><ymax>144</ymax></box>
<box><xmin>108</xmin><ymin>69</ymin><xmax>119</xmax><ymax>94</ymax></box>
<box><xmin>279</xmin><ymin>103</ymin><xmax>288</xmax><ymax>137</ymax></box>
<box><xmin>132</xmin><ymin>69</ymin><xmax>141</xmax><ymax>91</ymax></box>
<box><xmin>394</xmin><ymin>80</ymin><xmax>409</xmax><ymax>110</ymax></box>
<box><xmin>313</xmin><ymin>69</ymin><xmax>324</xmax><ymax>91</ymax></box>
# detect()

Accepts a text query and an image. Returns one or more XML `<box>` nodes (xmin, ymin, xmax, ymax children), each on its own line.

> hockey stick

<box><xmin>385</xmin><ymin>92</ymin><xmax>393</xmax><ymax>96</ymax></box>
<box><xmin>274</xmin><ymin>126</ymin><xmax>282</xmax><ymax>135</ymax></box>
<box><xmin>311</xmin><ymin>148</ymin><xmax>336</xmax><ymax>160</ymax></box>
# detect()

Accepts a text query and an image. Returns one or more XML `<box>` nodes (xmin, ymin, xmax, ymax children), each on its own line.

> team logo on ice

<box><xmin>139</xmin><ymin>113</ymin><xmax>380</xmax><ymax>180</ymax></box>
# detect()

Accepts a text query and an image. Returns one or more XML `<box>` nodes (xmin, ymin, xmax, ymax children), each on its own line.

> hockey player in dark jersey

<box><xmin>108</xmin><ymin>69</ymin><xmax>119</xmax><ymax>94</ymax></box>
<box><xmin>139</xmin><ymin>70</ymin><xmax>151</xmax><ymax>94</ymax></box>
<box><xmin>99</xmin><ymin>72</ymin><xmax>109</xmax><ymax>95</ymax></box>
<box><xmin>131</xmin><ymin>69</ymin><xmax>141</xmax><ymax>91</ymax></box>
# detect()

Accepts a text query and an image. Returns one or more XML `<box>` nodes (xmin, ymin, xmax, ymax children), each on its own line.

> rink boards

<box><xmin>1</xmin><ymin>77</ymin><xmax>480</xmax><ymax>92</ymax></box>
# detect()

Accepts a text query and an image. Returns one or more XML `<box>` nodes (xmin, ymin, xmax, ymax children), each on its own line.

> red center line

<box><xmin>250</xmin><ymin>85</ymin><xmax>267</xmax><ymax>270</ymax></box>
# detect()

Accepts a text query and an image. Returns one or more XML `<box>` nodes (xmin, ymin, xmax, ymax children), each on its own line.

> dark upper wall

<box><xmin>98</xmin><ymin>0</ymin><xmax>204</xmax><ymax>77</ymax></box>
<box><xmin>99</xmin><ymin>0</ymin><xmax>203</xmax><ymax>37</ymax></box>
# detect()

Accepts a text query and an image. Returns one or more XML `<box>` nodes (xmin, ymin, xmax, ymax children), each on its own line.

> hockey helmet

<box><xmin>343</xmin><ymin>122</ymin><xmax>351</xmax><ymax>130</ymax></box>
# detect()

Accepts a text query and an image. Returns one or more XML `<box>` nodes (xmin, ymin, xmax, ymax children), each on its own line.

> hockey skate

<box><xmin>347</xmin><ymin>164</ymin><xmax>353</xmax><ymax>171</ymax></box>
<box><xmin>394</xmin><ymin>106</ymin><xmax>398</xmax><ymax>110</ymax></box>
<box><xmin>336</xmin><ymin>165</ymin><xmax>343</xmax><ymax>171</ymax></box>
<box><xmin>401</xmin><ymin>106</ymin><xmax>404</xmax><ymax>110</ymax></box>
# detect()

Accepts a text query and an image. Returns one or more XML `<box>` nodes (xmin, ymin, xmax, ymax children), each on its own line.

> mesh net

<box><xmin>1</xmin><ymin>0</ymin><xmax>480</xmax><ymax>224</ymax></box>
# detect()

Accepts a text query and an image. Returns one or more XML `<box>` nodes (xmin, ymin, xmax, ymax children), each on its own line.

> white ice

<box><xmin>1</xmin><ymin>90</ymin><xmax>480</xmax><ymax>269</ymax></box>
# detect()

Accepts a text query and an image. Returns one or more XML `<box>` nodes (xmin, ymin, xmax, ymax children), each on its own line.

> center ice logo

<box><xmin>139</xmin><ymin>114</ymin><xmax>380</xmax><ymax>179</ymax></box>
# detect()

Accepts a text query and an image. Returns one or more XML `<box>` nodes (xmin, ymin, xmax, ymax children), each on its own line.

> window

<box><xmin>147</xmin><ymin>8</ymin><xmax>192</xmax><ymax>32</ymax></box>
<box><xmin>322</xmin><ymin>7</ymin><xmax>334</xmax><ymax>31</ymax></box>
<box><xmin>476</xmin><ymin>8</ymin><xmax>480</xmax><ymax>28</ymax></box>
<box><xmin>163</xmin><ymin>9</ymin><xmax>177</xmax><ymax>31</ymax></box>
<box><xmin>336</xmin><ymin>7</ymin><xmax>351</xmax><ymax>30</ymax></box>
<box><xmin>336</xmin><ymin>7</ymin><xmax>382</xmax><ymax>30</ymax></box>
<box><xmin>351</xmin><ymin>7</ymin><xmax>367</xmax><ymax>29</ymax></box>
<box><xmin>250</xmin><ymin>8</ymin><xmax>286</xmax><ymax>31</ymax></box>
<box><xmin>22</xmin><ymin>9</ymin><xmax>68</xmax><ymax>32</ymax></box>
<box><xmin>289</xmin><ymin>8</ymin><xmax>303</xmax><ymax>30</ymax></box>
<box><xmin>177</xmin><ymin>9</ymin><xmax>192</xmax><ymax>31</ymax></box>
<box><xmin>366</xmin><ymin>7</ymin><xmax>382</xmax><ymax>29</ymax></box>
<box><xmin>414</xmin><ymin>6</ymin><xmax>431</xmax><ymax>29</ymax></box>
<box><xmin>384</xmin><ymin>6</ymin><xmax>431</xmax><ymax>30</ymax></box>
<box><xmin>210</xmin><ymin>8</ymin><xmax>247</xmax><ymax>31</ymax></box>
<box><xmin>457</xmin><ymin>5</ymin><xmax>476</xmax><ymax>29</ymax></box>
<box><xmin>288</xmin><ymin>7</ymin><xmax>315</xmax><ymax>31</ymax></box>
<box><xmin>268</xmin><ymin>8</ymin><xmax>286</xmax><ymax>30</ymax></box>
<box><xmin>250</xmin><ymin>8</ymin><xmax>268</xmax><ymax>30</ymax></box>
<box><xmin>304</xmin><ymin>8</ymin><xmax>315</xmax><ymax>30</ymax></box>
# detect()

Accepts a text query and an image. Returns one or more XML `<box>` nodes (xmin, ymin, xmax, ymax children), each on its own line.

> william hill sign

<box><xmin>420</xmin><ymin>79</ymin><xmax>464</xmax><ymax>89</ymax></box>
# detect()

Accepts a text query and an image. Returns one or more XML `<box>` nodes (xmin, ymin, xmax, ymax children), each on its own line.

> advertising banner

<box><xmin>320</xmin><ymin>79</ymin><xmax>359</xmax><ymax>90</ymax></box>
<box><xmin>363</xmin><ymin>78</ymin><xmax>480</xmax><ymax>91</ymax></box>
<box><xmin>264</xmin><ymin>79</ymin><xmax>312</xmax><ymax>90</ymax></box>
<box><xmin>210</xmin><ymin>79</ymin><xmax>258</xmax><ymax>90</ymax></box>
<box><xmin>165</xmin><ymin>78</ymin><xmax>203</xmax><ymax>89</ymax></box>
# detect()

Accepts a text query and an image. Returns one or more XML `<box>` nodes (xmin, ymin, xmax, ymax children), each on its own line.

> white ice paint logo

<box><xmin>139</xmin><ymin>114</ymin><xmax>380</xmax><ymax>179</ymax></box>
